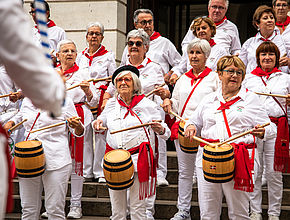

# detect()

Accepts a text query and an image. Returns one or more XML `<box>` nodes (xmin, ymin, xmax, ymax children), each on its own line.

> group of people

<box><xmin>0</xmin><ymin>0</ymin><xmax>290</xmax><ymax>220</ymax></box>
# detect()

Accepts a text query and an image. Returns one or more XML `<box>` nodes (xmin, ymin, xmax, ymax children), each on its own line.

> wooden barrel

<box><xmin>14</xmin><ymin>140</ymin><xmax>45</xmax><ymax>178</ymax></box>
<box><xmin>202</xmin><ymin>143</ymin><xmax>235</xmax><ymax>183</ymax></box>
<box><xmin>178</xmin><ymin>120</ymin><xmax>199</xmax><ymax>153</ymax></box>
<box><xmin>103</xmin><ymin>149</ymin><xmax>134</xmax><ymax>190</ymax></box>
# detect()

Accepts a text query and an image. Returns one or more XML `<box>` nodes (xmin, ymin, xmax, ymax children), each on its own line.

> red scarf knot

<box><xmin>259</xmin><ymin>31</ymin><xmax>277</xmax><ymax>42</ymax></box>
<box><xmin>217</xmin><ymin>96</ymin><xmax>241</xmax><ymax>111</ymax></box>
<box><xmin>62</xmin><ymin>63</ymin><xmax>79</xmax><ymax>76</ymax></box>
<box><xmin>214</xmin><ymin>16</ymin><xmax>227</xmax><ymax>26</ymax></box>
<box><xmin>82</xmin><ymin>45</ymin><xmax>108</xmax><ymax>66</ymax></box>
<box><xmin>117</xmin><ymin>95</ymin><xmax>145</xmax><ymax>119</ymax></box>
<box><xmin>185</xmin><ymin>67</ymin><xmax>212</xmax><ymax>86</ymax></box>
<box><xmin>251</xmin><ymin>67</ymin><xmax>281</xmax><ymax>79</ymax></box>
<box><xmin>276</xmin><ymin>16</ymin><xmax>290</xmax><ymax>31</ymax></box>
<box><xmin>209</xmin><ymin>39</ymin><xmax>216</xmax><ymax>47</ymax></box>
<box><xmin>150</xmin><ymin>32</ymin><xmax>161</xmax><ymax>41</ymax></box>
<box><xmin>136</xmin><ymin>58</ymin><xmax>152</xmax><ymax>69</ymax></box>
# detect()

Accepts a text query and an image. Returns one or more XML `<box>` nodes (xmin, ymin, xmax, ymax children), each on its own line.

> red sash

<box><xmin>82</xmin><ymin>45</ymin><xmax>108</xmax><ymax>66</ymax></box>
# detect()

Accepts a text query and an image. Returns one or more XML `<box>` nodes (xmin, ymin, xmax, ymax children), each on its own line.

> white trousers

<box><xmin>19</xmin><ymin>164</ymin><xmax>72</xmax><ymax>220</ymax></box>
<box><xmin>70</xmin><ymin>160</ymin><xmax>84</xmax><ymax>207</ymax></box>
<box><xmin>82</xmin><ymin>124</ymin><xmax>94</xmax><ymax>178</ymax></box>
<box><xmin>109</xmin><ymin>173</ymin><xmax>147</xmax><ymax>220</ymax></box>
<box><xmin>197</xmin><ymin>166</ymin><xmax>250</xmax><ymax>220</ymax></box>
<box><xmin>93</xmin><ymin>132</ymin><xmax>106</xmax><ymax>178</ymax></box>
<box><xmin>157</xmin><ymin>136</ymin><xmax>167</xmax><ymax>179</ymax></box>
<box><xmin>175</xmin><ymin>139</ymin><xmax>196</xmax><ymax>211</ymax></box>
<box><xmin>0</xmin><ymin>135</ymin><xmax>8</xmax><ymax>220</ymax></box>
<box><xmin>250</xmin><ymin>138</ymin><xmax>282</xmax><ymax>216</ymax></box>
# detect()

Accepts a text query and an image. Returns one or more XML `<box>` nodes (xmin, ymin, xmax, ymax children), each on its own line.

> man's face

<box><xmin>208</xmin><ymin>0</ymin><xmax>227</xmax><ymax>23</ymax></box>
<box><xmin>273</xmin><ymin>0</ymin><xmax>289</xmax><ymax>18</ymax></box>
<box><xmin>134</xmin><ymin>13</ymin><xmax>154</xmax><ymax>36</ymax></box>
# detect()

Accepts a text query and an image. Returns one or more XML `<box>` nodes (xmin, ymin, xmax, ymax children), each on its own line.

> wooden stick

<box><xmin>145</xmin><ymin>83</ymin><xmax>166</xmax><ymax>97</ymax></box>
<box><xmin>169</xmin><ymin>110</ymin><xmax>186</xmax><ymax>122</ymax></box>
<box><xmin>30</xmin><ymin>117</ymin><xmax>81</xmax><ymax>133</ymax></box>
<box><xmin>99</xmin><ymin>126</ymin><xmax>108</xmax><ymax>131</ymax></box>
<box><xmin>66</xmin><ymin>76</ymin><xmax>112</xmax><ymax>91</ymax></box>
<box><xmin>110</xmin><ymin>120</ymin><xmax>162</xmax><ymax>134</ymax></box>
<box><xmin>93</xmin><ymin>76</ymin><xmax>112</xmax><ymax>83</ymax></box>
<box><xmin>9</xmin><ymin>119</ymin><xmax>27</xmax><ymax>133</ymax></box>
<box><xmin>66</xmin><ymin>79</ymin><xmax>94</xmax><ymax>91</ymax></box>
<box><xmin>255</xmin><ymin>92</ymin><xmax>288</xmax><ymax>99</ymax></box>
<box><xmin>216</xmin><ymin>122</ymin><xmax>270</xmax><ymax>146</ymax></box>
<box><xmin>0</xmin><ymin>92</ymin><xmax>19</xmax><ymax>99</ymax></box>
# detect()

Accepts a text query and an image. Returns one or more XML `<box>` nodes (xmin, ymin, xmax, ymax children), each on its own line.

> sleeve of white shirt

<box><xmin>239</xmin><ymin>39</ymin><xmax>250</xmax><ymax>68</ymax></box>
<box><xmin>121</xmin><ymin>46</ymin><xmax>128</xmax><ymax>66</ymax></box>
<box><xmin>230</xmin><ymin>26</ymin><xmax>241</xmax><ymax>55</ymax></box>
<box><xmin>171</xmin><ymin>52</ymin><xmax>188</xmax><ymax>77</ymax></box>
<box><xmin>107</xmin><ymin>52</ymin><xmax>117</xmax><ymax>76</ymax></box>
<box><xmin>0</xmin><ymin>0</ymin><xmax>65</xmax><ymax>117</ymax></box>
<box><xmin>165</xmin><ymin>39</ymin><xmax>182</xmax><ymax>70</ymax></box>
<box><xmin>170</xmin><ymin>76</ymin><xmax>183</xmax><ymax>113</ymax></box>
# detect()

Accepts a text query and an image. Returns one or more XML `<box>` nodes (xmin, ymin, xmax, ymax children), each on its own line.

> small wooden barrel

<box><xmin>202</xmin><ymin>143</ymin><xmax>235</xmax><ymax>183</ymax></box>
<box><xmin>14</xmin><ymin>140</ymin><xmax>45</xmax><ymax>178</ymax></box>
<box><xmin>103</xmin><ymin>149</ymin><xmax>134</xmax><ymax>190</ymax></box>
<box><xmin>178</xmin><ymin>120</ymin><xmax>199</xmax><ymax>153</ymax></box>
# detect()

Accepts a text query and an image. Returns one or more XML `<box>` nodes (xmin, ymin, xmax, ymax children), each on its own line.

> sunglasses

<box><xmin>127</xmin><ymin>41</ymin><xmax>143</xmax><ymax>47</ymax></box>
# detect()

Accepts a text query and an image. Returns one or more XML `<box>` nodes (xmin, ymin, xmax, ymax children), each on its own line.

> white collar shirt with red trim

<box><xmin>277</xmin><ymin>25</ymin><xmax>290</xmax><ymax>57</ymax></box>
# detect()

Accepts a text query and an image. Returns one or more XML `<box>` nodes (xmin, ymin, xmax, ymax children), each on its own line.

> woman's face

<box><xmin>86</xmin><ymin>26</ymin><xmax>104</xmax><ymax>48</ymax></box>
<box><xmin>57</xmin><ymin>43</ymin><xmax>77</xmax><ymax>67</ymax></box>
<box><xmin>257</xmin><ymin>12</ymin><xmax>275</xmax><ymax>33</ymax></box>
<box><xmin>128</xmin><ymin>37</ymin><xmax>146</xmax><ymax>58</ymax></box>
<box><xmin>273</xmin><ymin>0</ymin><xmax>289</xmax><ymax>18</ymax></box>
<box><xmin>116</xmin><ymin>73</ymin><xmax>134</xmax><ymax>98</ymax></box>
<box><xmin>188</xmin><ymin>46</ymin><xmax>207</xmax><ymax>70</ymax></box>
<box><xmin>195</xmin><ymin>21</ymin><xmax>212</xmax><ymax>41</ymax></box>
<box><xmin>259</xmin><ymin>51</ymin><xmax>276</xmax><ymax>71</ymax></box>
<box><xmin>219</xmin><ymin>64</ymin><xmax>243</xmax><ymax>94</ymax></box>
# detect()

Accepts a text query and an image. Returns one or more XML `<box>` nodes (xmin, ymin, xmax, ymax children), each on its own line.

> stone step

<box><xmin>8</xmin><ymin>195</ymin><xmax>290</xmax><ymax>220</ymax></box>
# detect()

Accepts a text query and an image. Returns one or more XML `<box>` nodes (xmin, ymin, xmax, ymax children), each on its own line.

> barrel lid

<box><xmin>15</xmin><ymin>140</ymin><xmax>42</xmax><ymax>149</ymax></box>
<box><xmin>105</xmin><ymin>149</ymin><xmax>131</xmax><ymax>163</ymax></box>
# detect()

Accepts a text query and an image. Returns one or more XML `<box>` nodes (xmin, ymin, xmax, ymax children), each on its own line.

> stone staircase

<box><xmin>5</xmin><ymin>151</ymin><xmax>290</xmax><ymax>219</ymax></box>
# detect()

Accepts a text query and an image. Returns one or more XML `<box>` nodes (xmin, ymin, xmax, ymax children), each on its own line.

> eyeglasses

<box><xmin>60</xmin><ymin>49</ymin><xmax>76</xmax><ymax>54</ymax></box>
<box><xmin>116</xmin><ymin>77</ymin><xmax>133</xmax><ymax>83</ymax></box>
<box><xmin>223</xmin><ymin>69</ymin><xmax>243</xmax><ymax>77</ymax></box>
<box><xmin>127</xmin><ymin>41</ymin><xmax>143</xmax><ymax>47</ymax></box>
<box><xmin>210</xmin><ymin>5</ymin><xmax>226</xmax><ymax>10</ymax></box>
<box><xmin>137</xmin><ymin>19</ymin><xmax>153</xmax><ymax>26</ymax></box>
<box><xmin>87</xmin><ymin>32</ymin><xmax>102</xmax><ymax>37</ymax></box>
<box><xmin>275</xmin><ymin>3</ymin><xmax>288</xmax><ymax>8</ymax></box>
<box><xmin>29</xmin><ymin>11</ymin><xmax>36</xmax><ymax>15</ymax></box>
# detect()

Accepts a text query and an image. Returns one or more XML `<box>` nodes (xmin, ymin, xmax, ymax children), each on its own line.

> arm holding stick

<box><xmin>8</xmin><ymin>119</ymin><xmax>27</xmax><ymax>134</ymax></box>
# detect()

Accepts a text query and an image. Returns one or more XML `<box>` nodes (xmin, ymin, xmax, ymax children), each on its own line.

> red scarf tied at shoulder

<box><xmin>276</xmin><ymin>16</ymin><xmax>290</xmax><ymax>31</ymax></box>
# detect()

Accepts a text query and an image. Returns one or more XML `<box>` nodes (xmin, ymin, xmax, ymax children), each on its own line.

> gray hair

<box><xmin>114</xmin><ymin>71</ymin><xmax>142</xmax><ymax>96</ymax></box>
<box><xmin>208</xmin><ymin>0</ymin><xmax>229</xmax><ymax>10</ymax></box>
<box><xmin>86</xmin><ymin>22</ymin><xmax>104</xmax><ymax>35</ymax></box>
<box><xmin>57</xmin><ymin>39</ymin><xmax>77</xmax><ymax>52</ymax></box>
<box><xmin>127</xmin><ymin>29</ymin><xmax>150</xmax><ymax>47</ymax></box>
<box><xmin>133</xmin><ymin>9</ymin><xmax>154</xmax><ymax>24</ymax></box>
<box><xmin>187</xmin><ymin>38</ymin><xmax>211</xmax><ymax>59</ymax></box>
<box><xmin>272</xmin><ymin>0</ymin><xmax>289</xmax><ymax>6</ymax></box>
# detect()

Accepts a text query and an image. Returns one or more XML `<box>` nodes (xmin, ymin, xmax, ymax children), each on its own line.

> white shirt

<box><xmin>171</xmin><ymin>70</ymin><xmax>220</xmax><ymax>119</ymax></box>
<box><xmin>171</xmin><ymin>43</ymin><xmax>228</xmax><ymax>77</ymax></box>
<box><xmin>181</xmin><ymin>19</ymin><xmax>241</xmax><ymax>55</ymax></box>
<box><xmin>47</xmin><ymin>25</ymin><xmax>66</xmax><ymax>52</ymax></box>
<box><xmin>12</xmin><ymin>97</ymin><xmax>83</xmax><ymax>171</ymax></box>
<box><xmin>278</xmin><ymin>25</ymin><xmax>290</xmax><ymax>57</ymax></box>
<box><xmin>239</xmin><ymin>30</ymin><xmax>288</xmax><ymax>74</ymax></box>
<box><xmin>0</xmin><ymin>0</ymin><xmax>65</xmax><ymax>116</ymax></box>
<box><xmin>121</xmin><ymin>33</ymin><xmax>181</xmax><ymax>73</ymax></box>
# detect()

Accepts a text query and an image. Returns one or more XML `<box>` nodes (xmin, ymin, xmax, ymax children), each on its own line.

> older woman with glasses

<box><xmin>76</xmin><ymin>22</ymin><xmax>117</xmax><ymax>185</ymax></box>
<box><xmin>184</xmin><ymin>55</ymin><xmax>276</xmax><ymax>220</ymax></box>
<box><xmin>162</xmin><ymin>38</ymin><xmax>219</xmax><ymax>220</ymax></box>
<box><xmin>243</xmin><ymin>41</ymin><xmax>290</xmax><ymax>220</ymax></box>
<box><xmin>93</xmin><ymin>65</ymin><xmax>170</xmax><ymax>220</ymax></box>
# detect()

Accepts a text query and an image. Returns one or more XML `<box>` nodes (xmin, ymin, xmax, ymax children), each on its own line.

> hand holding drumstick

<box><xmin>67</xmin><ymin>116</ymin><xmax>84</xmax><ymax>136</ymax></box>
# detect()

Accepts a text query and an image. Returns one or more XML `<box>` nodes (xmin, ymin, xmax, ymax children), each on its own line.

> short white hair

<box><xmin>208</xmin><ymin>0</ymin><xmax>229</xmax><ymax>9</ymax></box>
<box><xmin>187</xmin><ymin>38</ymin><xmax>211</xmax><ymax>59</ymax></box>
<box><xmin>56</xmin><ymin>39</ymin><xmax>77</xmax><ymax>52</ymax></box>
<box><xmin>114</xmin><ymin>71</ymin><xmax>142</xmax><ymax>96</ymax></box>
<box><xmin>86</xmin><ymin>22</ymin><xmax>104</xmax><ymax>35</ymax></box>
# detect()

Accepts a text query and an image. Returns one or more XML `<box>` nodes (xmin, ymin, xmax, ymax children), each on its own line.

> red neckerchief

<box><xmin>209</xmin><ymin>39</ymin><xmax>216</xmax><ymax>47</ymax></box>
<box><xmin>276</xmin><ymin>16</ymin><xmax>290</xmax><ymax>31</ymax></box>
<box><xmin>214</xmin><ymin>16</ymin><xmax>227</xmax><ymax>26</ymax></box>
<box><xmin>217</xmin><ymin>96</ymin><xmax>241</xmax><ymax>137</ymax></box>
<box><xmin>35</xmin><ymin>19</ymin><xmax>56</xmax><ymax>29</ymax></box>
<box><xmin>259</xmin><ymin>31</ymin><xmax>277</xmax><ymax>42</ymax></box>
<box><xmin>117</xmin><ymin>95</ymin><xmax>145</xmax><ymax>119</ymax></box>
<box><xmin>136</xmin><ymin>58</ymin><xmax>152</xmax><ymax>69</ymax></box>
<box><xmin>185</xmin><ymin>67</ymin><xmax>212</xmax><ymax>86</ymax></box>
<box><xmin>251</xmin><ymin>67</ymin><xmax>281</xmax><ymax>79</ymax></box>
<box><xmin>150</xmin><ymin>31</ymin><xmax>161</xmax><ymax>41</ymax></box>
<box><xmin>62</xmin><ymin>63</ymin><xmax>79</xmax><ymax>76</ymax></box>
<box><xmin>82</xmin><ymin>45</ymin><xmax>108</xmax><ymax>66</ymax></box>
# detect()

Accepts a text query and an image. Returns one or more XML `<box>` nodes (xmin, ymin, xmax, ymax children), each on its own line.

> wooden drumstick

<box><xmin>255</xmin><ymin>92</ymin><xmax>288</xmax><ymax>99</ymax></box>
<box><xmin>110</xmin><ymin>120</ymin><xmax>162</xmax><ymax>134</ymax></box>
<box><xmin>8</xmin><ymin>119</ymin><xmax>27</xmax><ymax>133</ymax></box>
<box><xmin>30</xmin><ymin>117</ymin><xmax>81</xmax><ymax>133</ymax></box>
<box><xmin>145</xmin><ymin>83</ymin><xmax>167</xmax><ymax>97</ymax></box>
<box><xmin>169</xmin><ymin>110</ymin><xmax>186</xmax><ymax>122</ymax></box>
<box><xmin>216</xmin><ymin>122</ymin><xmax>270</xmax><ymax>146</ymax></box>
<box><xmin>66</xmin><ymin>79</ymin><xmax>95</xmax><ymax>91</ymax></box>
<box><xmin>0</xmin><ymin>91</ymin><xmax>19</xmax><ymax>99</ymax></box>
<box><xmin>93</xmin><ymin>76</ymin><xmax>112</xmax><ymax>83</ymax></box>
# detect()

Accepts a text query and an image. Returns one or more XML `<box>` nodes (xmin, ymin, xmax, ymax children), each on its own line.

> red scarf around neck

<box><xmin>251</xmin><ymin>66</ymin><xmax>281</xmax><ymax>79</ymax></box>
<box><xmin>276</xmin><ymin>16</ymin><xmax>290</xmax><ymax>31</ymax></box>
<box><xmin>214</xmin><ymin>16</ymin><xmax>227</xmax><ymax>26</ymax></box>
<box><xmin>135</xmin><ymin>58</ymin><xmax>152</xmax><ymax>69</ymax></box>
<box><xmin>209</xmin><ymin>39</ymin><xmax>216</xmax><ymax>47</ymax></box>
<box><xmin>117</xmin><ymin>95</ymin><xmax>145</xmax><ymax>119</ymax></box>
<box><xmin>185</xmin><ymin>67</ymin><xmax>212</xmax><ymax>86</ymax></box>
<box><xmin>150</xmin><ymin>32</ymin><xmax>161</xmax><ymax>41</ymax></box>
<box><xmin>62</xmin><ymin>63</ymin><xmax>79</xmax><ymax>76</ymax></box>
<box><xmin>82</xmin><ymin>45</ymin><xmax>108</xmax><ymax>66</ymax></box>
<box><xmin>35</xmin><ymin>19</ymin><xmax>56</xmax><ymax>29</ymax></box>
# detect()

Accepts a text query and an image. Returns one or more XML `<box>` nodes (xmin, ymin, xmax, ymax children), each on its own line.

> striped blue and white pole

<box><xmin>34</xmin><ymin>0</ymin><xmax>52</xmax><ymax>65</ymax></box>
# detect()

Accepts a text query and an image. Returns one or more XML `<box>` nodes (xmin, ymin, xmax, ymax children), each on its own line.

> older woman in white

<box><xmin>4</xmin><ymin>96</ymin><xmax>84</xmax><ymax>220</ymax></box>
<box><xmin>76</xmin><ymin>22</ymin><xmax>116</xmax><ymax>182</ymax></box>
<box><xmin>243</xmin><ymin>42</ymin><xmax>290</xmax><ymax>220</ymax></box>
<box><xmin>93</xmin><ymin>65</ymin><xmax>170</xmax><ymax>220</ymax></box>
<box><xmin>239</xmin><ymin>5</ymin><xmax>288</xmax><ymax>74</ymax></box>
<box><xmin>184</xmin><ymin>55</ymin><xmax>276</xmax><ymax>220</ymax></box>
<box><xmin>162</xmin><ymin>38</ymin><xmax>219</xmax><ymax>220</ymax></box>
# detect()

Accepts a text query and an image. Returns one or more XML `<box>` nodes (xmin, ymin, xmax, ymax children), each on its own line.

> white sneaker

<box><xmin>157</xmin><ymin>177</ymin><xmax>169</xmax><ymax>186</ymax></box>
<box><xmin>192</xmin><ymin>176</ymin><xmax>197</xmax><ymax>185</ymax></box>
<box><xmin>170</xmin><ymin>210</ymin><xmax>191</xmax><ymax>220</ymax></box>
<box><xmin>40</xmin><ymin>211</ymin><xmax>48</xmax><ymax>219</ymax></box>
<box><xmin>268</xmin><ymin>215</ymin><xmax>279</xmax><ymax>220</ymax></box>
<box><xmin>98</xmin><ymin>177</ymin><xmax>106</xmax><ymax>183</ymax></box>
<box><xmin>67</xmin><ymin>206</ymin><xmax>82</xmax><ymax>219</ymax></box>
<box><xmin>250</xmin><ymin>212</ymin><xmax>262</xmax><ymax>220</ymax></box>
<box><xmin>146</xmin><ymin>211</ymin><xmax>155</xmax><ymax>220</ymax></box>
